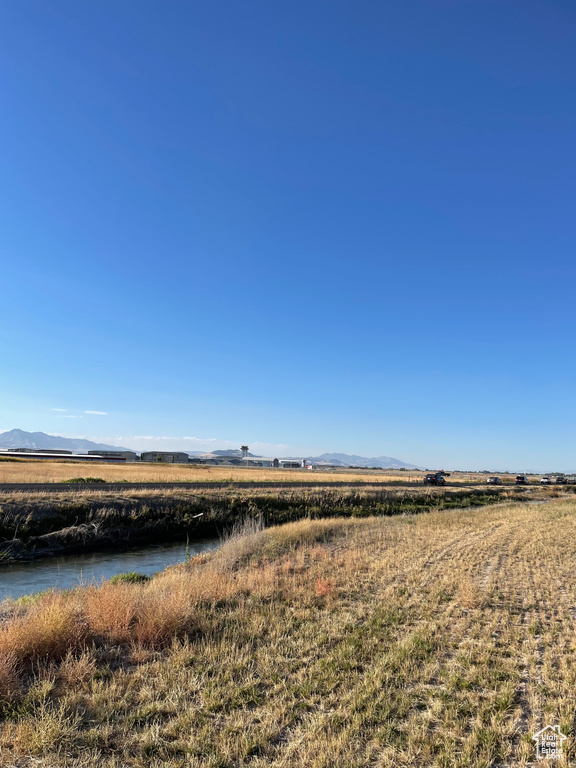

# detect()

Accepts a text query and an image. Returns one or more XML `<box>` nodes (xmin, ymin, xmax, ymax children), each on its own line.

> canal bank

<box><xmin>0</xmin><ymin>485</ymin><xmax>538</xmax><ymax>564</ymax></box>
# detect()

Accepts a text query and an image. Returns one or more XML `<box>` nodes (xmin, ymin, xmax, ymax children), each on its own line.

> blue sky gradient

<box><xmin>2</xmin><ymin>1</ymin><xmax>576</xmax><ymax>470</ymax></box>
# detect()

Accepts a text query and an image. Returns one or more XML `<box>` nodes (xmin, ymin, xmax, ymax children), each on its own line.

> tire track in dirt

<box><xmin>506</xmin><ymin>529</ymin><xmax>548</xmax><ymax>764</ymax></box>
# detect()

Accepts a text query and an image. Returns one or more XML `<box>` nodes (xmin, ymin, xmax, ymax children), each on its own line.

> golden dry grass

<box><xmin>1</xmin><ymin>500</ymin><xmax>575</xmax><ymax>765</ymax></box>
<box><xmin>0</xmin><ymin>458</ymin><xmax>520</xmax><ymax>486</ymax></box>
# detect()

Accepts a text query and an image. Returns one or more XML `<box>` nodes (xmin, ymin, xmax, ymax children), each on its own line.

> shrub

<box><xmin>0</xmin><ymin>652</ymin><xmax>21</xmax><ymax>704</ymax></box>
<box><xmin>0</xmin><ymin>594</ymin><xmax>86</xmax><ymax>664</ymax></box>
<box><xmin>131</xmin><ymin>586</ymin><xmax>190</xmax><ymax>647</ymax></box>
<box><xmin>216</xmin><ymin>516</ymin><xmax>265</xmax><ymax>570</ymax></box>
<box><xmin>110</xmin><ymin>572</ymin><xmax>151</xmax><ymax>584</ymax></box>
<box><xmin>63</xmin><ymin>477</ymin><xmax>106</xmax><ymax>484</ymax></box>
<box><xmin>83</xmin><ymin>583</ymin><xmax>141</xmax><ymax>644</ymax></box>
<box><xmin>83</xmin><ymin>580</ymin><xmax>191</xmax><ymax>648</ymax></box>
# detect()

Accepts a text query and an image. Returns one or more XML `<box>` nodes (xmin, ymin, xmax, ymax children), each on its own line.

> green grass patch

<box><xmin>109</xmin><ymin>571</ymin><xmax>151</xmax><ymax>584</ymax></box>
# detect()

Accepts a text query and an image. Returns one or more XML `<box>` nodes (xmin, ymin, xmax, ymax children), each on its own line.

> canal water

<box><xmin>0</xmin><ymin>538</ymin><xmax>220</xmax><ymax>602</ymax></box>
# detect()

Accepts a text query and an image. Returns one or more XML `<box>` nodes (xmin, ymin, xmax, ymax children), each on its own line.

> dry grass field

<box><xmin>0</xmin><ymin>459</ymin><xmax>518</xmax><ymax>486</ymax></box>
<box><xmin>1</xmin><ymin>498</ymin><xmax>576</xmax><ymax>766</ymax></box>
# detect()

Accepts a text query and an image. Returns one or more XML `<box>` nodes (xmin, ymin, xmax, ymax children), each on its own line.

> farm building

<box><xmin>0</xmin><ymin>451</ymin><xmax>126</xmax><ymax>463</ymax></box>
<box><xmin>12</xmin><ymin>448</ymin><xmax>72</xmax><ymax>454</ymax></box>
<box><xmin>141</xmin><ymin>451</ymin><xmax>189</xmax><ymax>464</ymax></box>
<box><xmin>87</xmin><ymin>450</ymin><xmax>139</xmax><ymax>462</ymax></box>
<box><xmin>241</xmin><ymin>457</ymin><xmax>280</xmax><ymax>468</ymax></box>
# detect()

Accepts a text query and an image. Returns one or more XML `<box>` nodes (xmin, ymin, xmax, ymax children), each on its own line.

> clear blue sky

<box><xmin>2</xmin><ymin>0</ymin><xmax>575</xmax><ymax>471</ymax></box>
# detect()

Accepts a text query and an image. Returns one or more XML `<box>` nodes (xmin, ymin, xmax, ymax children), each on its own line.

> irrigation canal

<box><xmin>0</xmin><ymin>536</ymin><xmax>220</xmax><ymax>602</ymax></box>
<box><xmin>0</xmin><ymin>480</ymin><xmax>490</xmax><ymax>493</ymax></box>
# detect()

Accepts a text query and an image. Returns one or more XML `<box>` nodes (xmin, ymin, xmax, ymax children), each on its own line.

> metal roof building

<box><xmin>87</xmin><ymin>450</ymin><xmax>139</xmax><ymax>462</ymax></box>
<box><xmin>0</xmin><ymin>451</ymin><xmax>126</xmax><ymax>463</ymax></box>
<box><xmin>240</xmin><ymin>457</ymin><xmax>279</xmax><ymax>468</ymax></box>
<box><xmin>140</xmin><ymin>451</ymin><xmax>189</xmax><ymax>464</ymax></box>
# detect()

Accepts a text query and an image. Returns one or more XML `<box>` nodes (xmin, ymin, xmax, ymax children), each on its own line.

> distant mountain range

<box><xmin>0</xmin><ymin>429</ymin><xmax>131</xmax><ymax>454</ymax></box>
<box><xmin>187</xmin><ymin>449</ymin><xmax>259</xmax><ymax>459</ymax></box>
<box><xmin>0</xmin><ymin>430</ymin><xmax>418</xmax><ymax>468</ymax></box>
<box><xmin>191</xmin><ymin>448</ymin><xmax>418</xmax><ymax>469</ymax></box>
<box><xmin>298</xmin><ymin>453</ymin><xmax>418</xmax><ymax>469</ymax></box>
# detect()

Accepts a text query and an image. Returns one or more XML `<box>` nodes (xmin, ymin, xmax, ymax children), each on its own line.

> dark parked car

<box><xmin>423</xmin><ymin>473</ymin><xmax>446</xmax><ymax>486</ymax></box>
<box><xmin>515</xmin><ymin>475</ymin><xmax>529</xmax><ymax>485</ymax></box>
<box><xmin>487</xmin><ymin>476</ymin><xmax>502</xmax><ymax>485</ymax></box>
<box><xmin>555</xmin><ymin>476</ymin><xmax>567</xmax><ymax>484</ymax></box>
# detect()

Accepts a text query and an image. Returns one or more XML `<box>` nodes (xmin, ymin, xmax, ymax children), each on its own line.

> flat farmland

<box><xmin>0</xmin><ymin>459</ymin><xmax>529</xmax><ymax>486</ymax></box>
<box><xmin>1</xmin><ymin>498</ymin><xmax>576</xmax><ymax>766</ymax></box>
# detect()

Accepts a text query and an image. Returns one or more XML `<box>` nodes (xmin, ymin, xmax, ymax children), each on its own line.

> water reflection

<box><xmin>0</xmin><ymin>538</ymin><xmax>220</xmax><ymax>602</ymax></box>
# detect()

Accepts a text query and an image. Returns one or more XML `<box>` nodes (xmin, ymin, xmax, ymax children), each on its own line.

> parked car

<box><xmin>515</xmin><ymin>475</ymin><xmax>529</xmax><ymax>485</ymax></box>
<box><xmin>540</xmin><ymin>476</ymin><xmax>552</xmax><ymax>485</ymax></box>
<box><xmin>555</xmin><ymin>476</ymin><xmax>567</xmax><ymax>484</ymax></box>
<box><xmin>423</xmin><ymin>473</ymin><xmax>446</xmax><ymax>486</ymax></box>
<box><xmin>487</xmin><ymin>476</ymin><xmax>502</xmax><ymax>485</ymax></box>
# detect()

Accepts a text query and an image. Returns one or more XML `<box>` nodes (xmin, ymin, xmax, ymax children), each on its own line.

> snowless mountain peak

<box><xmin>0</xmin><ymin>429</ymin><xmax>132</xmax><ymax>453</ymax></box>
<box><xmin>304</xmin><ymin>452</ymin><xmax>418</xmax><ymax>469</ymax></box>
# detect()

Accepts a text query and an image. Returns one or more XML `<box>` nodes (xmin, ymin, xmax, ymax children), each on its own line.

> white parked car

<box><xmin>541</xmin><ymin>476</ymin><xmax>551</xmax><ymax>485</ymax></box>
